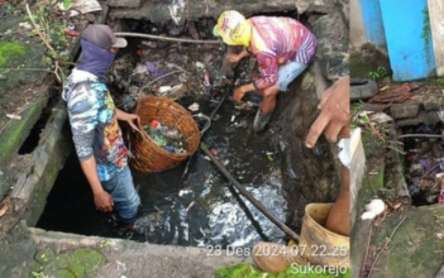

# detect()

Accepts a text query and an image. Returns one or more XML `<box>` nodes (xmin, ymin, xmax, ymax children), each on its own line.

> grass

<box><xmin>215</xmin><ymin>263</ymin><xmax>351</xmax><ymax>278</ymax></box>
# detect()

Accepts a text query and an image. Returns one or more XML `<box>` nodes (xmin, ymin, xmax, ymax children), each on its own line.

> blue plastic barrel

<box><xmin>359</xmin><ymin>0</ymin><xmax>386</xmax><ymax>47</ymax></box>
<box><xmin>379</xmin><ymin>0</ymin><xmax>436</xmax><ymax>81</ymax></box>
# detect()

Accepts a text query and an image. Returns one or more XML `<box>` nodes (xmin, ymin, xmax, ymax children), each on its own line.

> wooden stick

<box><xmin>25</xmin><ymin>3</ymin><xmax>62</xmax><ymax>82</ymax></box>
<box><xmin>398</xmin><ymin>133</ymin><xmax>443</xmax><ymax>139</ymax></box>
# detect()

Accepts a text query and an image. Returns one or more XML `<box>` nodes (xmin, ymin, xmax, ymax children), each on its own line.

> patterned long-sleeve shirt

<box><xmin>62</xmin><ymin>69</ymin><xmax>128</xmax><ymax>181</ymax></box>
<box><xmin>249</xmin><ymin>16</ymin><xmax>317</xmax><ymax>90</ymax></box>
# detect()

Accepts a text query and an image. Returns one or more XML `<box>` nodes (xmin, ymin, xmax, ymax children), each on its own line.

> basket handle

<box><xmin>134</xmin><ymin>120</ymin><xmax>150</xmax><ymax>141</ymax></box>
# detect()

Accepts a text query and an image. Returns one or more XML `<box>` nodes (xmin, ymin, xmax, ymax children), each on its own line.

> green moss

<box><xmin>361</xmin><ymin>129</ymin><xmax>385</xmax><ymax>159</ymax></box>
<box><xmin>0</xmin><ymin>41</ymin><xmax>27</xmax><ymax>67</ymax></box>
<box><xmin>436</xmin><ymin>78</ymin><xmax>444</xmax><ymax>86</ymax></box>
<box><xmin>366</xmin><ymin>164</ymin><xmax>385</xmax><ymax>193</ymax></box>
<box><xmin>423</xmin><ymin>76</ymin><xmax>444</xmax><ymax>87</ymax></box>
<box><xmin>350</xmin><ymin>46</ymin><xmax>391</xmax><ymax>80</ymax></box>
<box><xmin>422</xmin><ymin>7</ymin><xmax>431</xmax><ymax>48</ymax></box>
<box><xmin>350</xmin><ymin>53</ymin><xmax>375</xmax><ymax>79</ymax></box>
<box><xmin>0</xmin><ymin>94</ymin><xmax>48</xmax><ymax>167</ymax></box>
<box><xmin>215</xmin><ymin>263</ymin><xmax>351</xmax><ymax>278</ymax></box>
<box><xmin>31</xmin><ymin>248</ymin><xmax>106</xmax><ymax>278</ymax></box>
<box><xmin>370</xmin><ymin>206</ymin><xmax>444</xmax><ymax>278</ymax></box>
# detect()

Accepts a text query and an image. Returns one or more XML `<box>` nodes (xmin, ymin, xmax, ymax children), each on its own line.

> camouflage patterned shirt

<box><xmin>62</xmin><ymin>69</ymin><xmax>128</xmax><ymax>181</ymax></box>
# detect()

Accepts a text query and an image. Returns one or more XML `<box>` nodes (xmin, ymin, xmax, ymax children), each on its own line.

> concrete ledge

<box><xmin>108</xmin><ymin>0</ymin><xmax>141</xmax><ymax>8</ymax></box>
<box><xmin>0</xmin><ymin>86</ymin><xmax>49</xmax><ymax>168</ymax></box>
<box><xmin>10</xmin><ymin>100</ymin><xmax>71</xmax><ymax>227</ymax></box>
<box><xmin>29</xmin><ymin>227</ymin><xmax>247</xmax><ymax>278</ymax></box>
<box><xmin>0</xmin><ymin>100</ymin><xmax>71</xmax><ymax>237</ymax></box>
<box><xmin>0</xmin><ymin>87</ymin><xmax>50</xmax><ymax>201</ymax></box>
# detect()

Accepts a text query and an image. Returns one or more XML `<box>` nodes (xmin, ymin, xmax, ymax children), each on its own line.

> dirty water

<box><xmin>35</xmin><ymin>14</ymin><xmax>298</xmax><ymax>248</ymax></box>
<box><xmin>37</xmin><ymin>99</ymin><xmax>287</xmax><ymax>248</ymax></box>
<box><xmin>37</xmin><ymin>30</ymin><xmax>288</xmax><ymax>248</ymax></box>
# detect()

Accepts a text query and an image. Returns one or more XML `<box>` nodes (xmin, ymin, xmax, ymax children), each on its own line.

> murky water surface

<box><xmin>38</xmin><ymin>99</ymin><xmax>288</xmax><ymax>248</ymax></box>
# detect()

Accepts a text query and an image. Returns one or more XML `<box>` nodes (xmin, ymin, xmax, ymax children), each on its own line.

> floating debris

<box><xmin>144</xmin><ymin>120</ymin><xmax>187</xmax><ymax>155</ymax></box>
<box><xmin>188</xmin><ymin>102</ymin><xmax>200</xmax><ymax>112</ymax></box>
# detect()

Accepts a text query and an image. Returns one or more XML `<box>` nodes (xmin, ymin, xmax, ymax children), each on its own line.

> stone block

<box><xmin>108</xmin><ymin>0</ymin><xmax>142</xmax><ymax>8</ymax></box>
<box><xmin>389</xmin><ymin>103</ymin><xmax>420</xmax><ymax>119</ymax></box>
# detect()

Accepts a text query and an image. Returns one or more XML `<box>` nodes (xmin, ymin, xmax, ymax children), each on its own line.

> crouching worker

<box><xmin>252</xmin><ymin>76</ymin><xmax>351</xmax><ymax>273</ymax></box>
<box><xmin>213</xmin><ymin>11</ymin><xmax>317</xmax><ymax>132</ymax></box>
<box><xmin>62</xmin><ymin>24</ymin><xmax>141</xmax><ymax>226</ymax></box>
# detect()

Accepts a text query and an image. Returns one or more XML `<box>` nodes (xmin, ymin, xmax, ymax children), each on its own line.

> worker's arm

<box><xmin>116</xmin><ymin>108</ymin><xmax>141</xmax><ymax>132</ymax></box>
<box><xmin>233</xmin><ymin>52</ymin><xmax>279</xmax><ymax>103</ymax></box>
<box><xmin>80</xmin><ymin>157</ymin><xmax>114</xmax><ymax>212</ymax></box>
<box><xmin>304</xmin><ymin>76</ymin><xmax>351</xmax><ymax>236</ymax></box>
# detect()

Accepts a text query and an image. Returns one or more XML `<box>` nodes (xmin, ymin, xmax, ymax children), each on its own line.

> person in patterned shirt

<box><xmin>62</xmin><ymin>24</ymin><xmax>141</xmax><ymax>225</ymax></box>
<box><xmin>213</xmin><ymin>10</ymin><xmax>317</xmax><ymax>132</ymax></box>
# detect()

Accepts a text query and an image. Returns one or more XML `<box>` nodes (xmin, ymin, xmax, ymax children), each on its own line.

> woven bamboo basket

<box><xmin>299</xmin><ymin>203</ymin><xmax>350</xmax><ymax>268</ymax></box>
<box><xmin>131</xmin><ymin>96</ymin><xmax>200</xmax><ymax>173</ymax></box>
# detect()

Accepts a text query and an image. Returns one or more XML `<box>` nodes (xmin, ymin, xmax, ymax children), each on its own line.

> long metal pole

<box><xmin>114</xmin><ymin>32</ymin><xmax>220</xmax><ymax>44</ymax></box>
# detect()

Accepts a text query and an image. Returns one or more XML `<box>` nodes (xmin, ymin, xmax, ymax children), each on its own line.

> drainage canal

<box><xmin>401</xmin><ymin>123</ymin><xmax>444</xmax><ymax>206</ymax></box>
<box><xmin>36</xmin><ymin>18</ymin><xmax>301</xmax><ymax>249</ymax></box>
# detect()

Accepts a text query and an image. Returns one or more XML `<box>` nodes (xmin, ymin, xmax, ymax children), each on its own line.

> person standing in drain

<box><xmin>213</xmin><ymin>11</ymin><xmax>317</xmax><ymax>132</ymax></box>
<box><xmin>62</xmin><ymin>24</ymin><xmax>141</xmax><ymax>226</ymax></box>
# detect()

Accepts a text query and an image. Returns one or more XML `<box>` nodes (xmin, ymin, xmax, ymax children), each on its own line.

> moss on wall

<box><xmin>370</xmin><ymin>205</ymin><xmax>444</xmax><ymax>278</ymax></box>
<box><xmin>31</xmin><ymin>248</ymin><xmax>106</xmax><ymax>278</ymax></box>
<box><xmin>0</xmin><ymin>41</ymin><xmax>27</xmax><ymax>67</ymax></box>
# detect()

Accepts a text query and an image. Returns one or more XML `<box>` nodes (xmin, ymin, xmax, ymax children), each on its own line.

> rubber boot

<box><xmin>252</xmin><ymin>242</ymin><xmax>307</xmax><ymax>273</ymax></box>
<box><xmin>253</xmin><ymin>109</ymin><xmax>272</xmax><ymax>132</ymax></box>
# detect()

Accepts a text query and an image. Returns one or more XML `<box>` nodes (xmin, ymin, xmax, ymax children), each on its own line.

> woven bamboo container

<box><xmin>299</xmin><ymin>203</ymin><xmax>350</xmax><ymax>268</ymax></box>
<box><xmin>131</xmin><ymin>96</ymin><xmax>200</xmax><ymax>173</ymax></box>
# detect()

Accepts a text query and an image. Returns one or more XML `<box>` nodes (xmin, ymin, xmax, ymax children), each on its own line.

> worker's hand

<box><xmin>233</xmin><ymin>86</ymin><xmax>247</xmax><ymax>103</ymax></box>
<box><xmin>305</xmin><ymin>76</ymin><xmax>350</xmax><ymax>148</ymax></box>
<box><xmin>93</xmin><ymin>190</ymin><xmax>114</xmax><ymax>213</ymax></box>
<box><xmin>124</xmin><ymin>113</ymin><xmax>141</xmax><ymax>132</ymax></box>
<box><xmin>233</xmin><ymin>83</ymin><xmax>255</xmax><ymax>103</ymax></box>
<box><xmin>226</xmin><ymin>49</ymin><xmax>249</xmax><ymax>64</ymax></box>
<box><xmin>117</xmin><ymin>110</ymin><xmax>141</xmax><ymax>132</ymax></box>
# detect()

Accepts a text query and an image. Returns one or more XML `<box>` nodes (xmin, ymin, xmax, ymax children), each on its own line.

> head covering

<box><xmin>213</xmin><ymin>10</ymin><xmax>252</xmax><ymax>47</ymax></box>
<box><xmin>81</xmin><ymin>24</ymin><xmax>127</xmax><ymax>49</ymax></box>
<box><xmin>76</xmin><ymin>39</ymin><xmax>116</xmax><ymax>81</ymax></box>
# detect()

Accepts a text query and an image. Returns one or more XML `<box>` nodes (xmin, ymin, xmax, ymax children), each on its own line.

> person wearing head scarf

<box><xmin>62</xmin><ymin>24</ymin><xmax>141</xmax><ymax>226</ymax></box>
<box><xmin>213</xmin><ymin>11</ymin><xmax>317</xmax><ymax>132</ymax></box>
